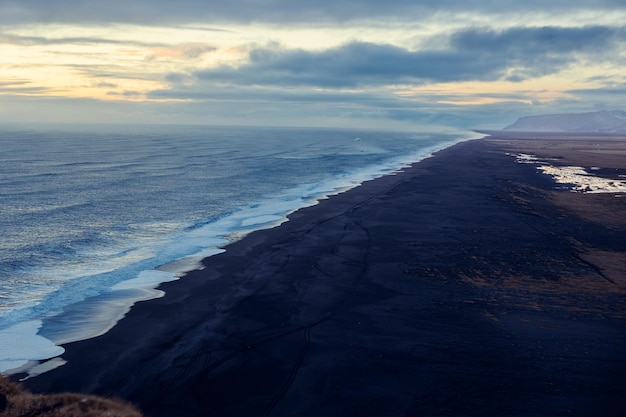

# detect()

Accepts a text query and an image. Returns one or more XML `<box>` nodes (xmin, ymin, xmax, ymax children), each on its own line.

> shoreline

<box><xmin>24</xmin><ymin>135</ymin><xmax>626</xmax><ymax>416</ymax></box>
<box><xmin>0</xmin><ymin>134</ymin><xmax>468</xmax><ymax>377</ymax></box>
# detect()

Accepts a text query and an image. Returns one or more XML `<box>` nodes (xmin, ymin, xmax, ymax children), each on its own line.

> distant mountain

<box><xmin>504</xmin><ymin>110</ymin><xmax>626</xmax><ymax>133</ymax></box>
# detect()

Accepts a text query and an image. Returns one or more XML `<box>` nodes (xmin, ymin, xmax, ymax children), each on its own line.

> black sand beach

<box><xmin>25</xmin><ymin>135</ymin><xmax>626</xmax><ymax>416</ymax></box>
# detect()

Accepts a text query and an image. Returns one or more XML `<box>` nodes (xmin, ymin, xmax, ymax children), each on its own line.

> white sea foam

<box><xmin>0</xmin><ymin>320</ymin><xmax>64</xmax><ymax>373</ymax></box>
<box><xmin>111</xmin><ymin>270</ymin><xmax>178</xmax><ymax>291</ymax></box>
<box><xmin>0</xmin><ymin>126</ymin><xmax>471</xmax><ymax>376</ymax></box>
<box><xmin>241</xmin><ymin>214</ymin><xmax>285</xmax><ymax>228</ymax></box>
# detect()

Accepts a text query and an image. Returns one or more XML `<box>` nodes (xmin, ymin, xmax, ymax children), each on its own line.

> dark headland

<box><xmin>23</xmin><ymin>132</ymin><xmax>626</xmax><ymax>417</ymax></box>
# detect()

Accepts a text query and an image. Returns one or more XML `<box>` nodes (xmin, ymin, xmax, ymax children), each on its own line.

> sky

<box><xmin>1</xmin><ymin>1</ymin><xmax>625</xmax><ymax>130</ymax></box>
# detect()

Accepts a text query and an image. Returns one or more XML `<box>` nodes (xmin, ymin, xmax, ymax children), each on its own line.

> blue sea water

<box><xmin>0</xmin><ymin>124</ymin><xmax>471</xmax><ymax>375</ymax></box>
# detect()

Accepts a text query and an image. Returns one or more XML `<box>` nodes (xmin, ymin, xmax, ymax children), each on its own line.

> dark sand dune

<box><xmin>25</xmin><ymin>136</ymin><xmax>626</xmax><ymax>417</ymax></box>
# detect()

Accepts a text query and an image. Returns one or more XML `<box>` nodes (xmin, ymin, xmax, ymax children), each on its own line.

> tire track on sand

<box><xmin>261</xmin><ymin>323</ymin><xmax>314</xmax><ymax>417</ymax></box>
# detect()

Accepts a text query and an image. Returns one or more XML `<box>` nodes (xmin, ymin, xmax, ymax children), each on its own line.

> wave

<box><xmin>0</xmin><ymin>125</ymin><xmax>474</xmax><ymax>375</ymax></box>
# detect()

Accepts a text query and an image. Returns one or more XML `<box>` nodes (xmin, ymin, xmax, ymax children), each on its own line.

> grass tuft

<box><xmin>0</xmin><ymin>375</ymin><xmax>142</xmax><ymax>417</ymax></box>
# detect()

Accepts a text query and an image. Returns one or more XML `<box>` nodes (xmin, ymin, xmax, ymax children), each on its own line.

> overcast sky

<box><xmin>1</xmin><ymin>1</ymin><xmax>625</xmax><ymax>130</ymax></box>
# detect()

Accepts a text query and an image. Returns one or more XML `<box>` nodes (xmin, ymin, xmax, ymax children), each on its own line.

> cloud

<box><xmin>0</xmin><ymin>1</ymin><xmax>622</xmax><ymax>25</ymax></box>
<box><xmin>188</xmin><ymin>25</ymin><xmax>624</xmax><ymax>89</ymax></box>
<box><xmin>193</xmin><ymin>42</ymin><xmax>497</xmax><ymax>88</ymax></box>
<box><xmin>1</xmin><ymin>2</ymin><xmax>624</xmax><ymax>130</ymax></box>
<box><xmin>564</xmin><ymin>85</ymin><xmax>626</xmax><ymax>113</ymax></box>
<box><xmin>146</xmin><ymin>74</ymin><xmax>549</xmax><ymax>130</ymax></box>
<box><xmin>451</xmin><ymin>26</ymin><xmax>624</xmax><ymax>55</ymax></box>
<box><xmin>137</xmin><ymin>23</ymin><xmax>626</xmax><ymax>129</ymax></box>
<box><xmin>0</xmin><ymin>80</ymin><xmax>31</xmax><ymax>87</ymax></box>
<box><xmin>0</xmin><ymin>32</ymin><xmax>166</xmax><ymax>47</ymax></box>
<box><xmin>94</xmin><ymin>82</ymin><xmax>118</xmax><ymax>88</ymax></box>
<box><xmin>147</xmin><ymin>44</ymin><xmax>217</xmax><ymax>60</ymax></box>
<box><xmin>0</xmin><ymin>79</ymin><xmax>51</xmax><ymax>94</ymax></box>
<box><xmin>148</xmin><ymin>84</ymin><xmax>413</xmax><ymax>112</ymax></box>
<box><xmin>107</xmin><ymin>90</ymin><xmax>143</xmax><ymax>97</ymax></box>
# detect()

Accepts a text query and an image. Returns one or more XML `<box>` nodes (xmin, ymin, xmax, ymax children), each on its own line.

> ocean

<box><xmin>0</xmin><ymin>124</ymin><xmax>471</xmax><ymax>376</ymax></box>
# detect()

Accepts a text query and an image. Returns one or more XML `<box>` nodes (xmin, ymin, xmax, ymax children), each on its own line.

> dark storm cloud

<box><xmin>0</xmin><ymin>0</ymin><xmax>622</xmax><ymax>25</ymax></box>
<box><xmin>191</xmin><ymin>26</ymin><xmax>625</xmax><ymax>88</ymax></box>
<box><xmin>451</xmin><ymin>26</ymin><xmax>622</xmax><ymax>54</ymax></box>
<box><xmin>195</xmin><ymin>42</ymin><xmax>502</xmax><ymax>87</ymax></box>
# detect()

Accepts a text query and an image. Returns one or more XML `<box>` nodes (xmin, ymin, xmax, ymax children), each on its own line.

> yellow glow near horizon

<box><xmin>1</xmin><ymin>24</ymin><xmax>222</xmax><ymax>101</ymax></box>
<box><xmin>393</xmin><ymin>59</ymin><xmax>622</xmax><ymax>107</ymax></box>
<box><xmin>1</xmin><ymin>22</ymin><xmax>351</xmax><ymax>101</ymax></box>
<box><xmin>394</xmin><ymin>82</ymin><xmax>571</xmax><ymax>106</ymax></box>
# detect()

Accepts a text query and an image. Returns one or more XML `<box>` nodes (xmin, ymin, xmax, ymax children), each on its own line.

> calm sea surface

<box><xmin>0</xmin><ymin>124</ymin><xmax>470</xmax><ymax>374</ymax></box>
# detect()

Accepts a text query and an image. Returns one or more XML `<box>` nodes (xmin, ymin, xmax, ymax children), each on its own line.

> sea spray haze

<box><xmin>0</xmin><ymin>124</ymin><xmax>470</xmax><ymax>375</ymax></box>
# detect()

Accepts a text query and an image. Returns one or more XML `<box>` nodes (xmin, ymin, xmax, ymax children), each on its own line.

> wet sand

<box><xmin>25</xmin><ymin>134</ymin><xmax>626</xmax><ymax>416</ymax></box>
